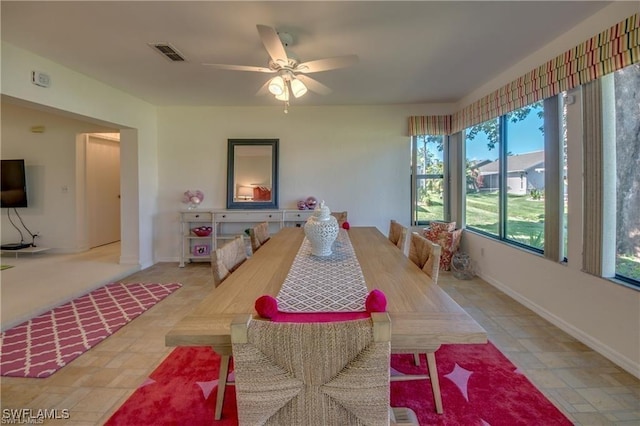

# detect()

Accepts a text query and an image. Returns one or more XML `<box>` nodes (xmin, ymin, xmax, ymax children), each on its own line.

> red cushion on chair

<box><xmin>272</xmin><ymin>312</ymin><xmax>370</xmax><ymax>323</ymax></box>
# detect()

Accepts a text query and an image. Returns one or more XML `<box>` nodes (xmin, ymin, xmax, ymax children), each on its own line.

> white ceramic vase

<box><xmin>304</xmin><ymin>201</ymin><xmax>339</xmax><ymax>256</ymax></box>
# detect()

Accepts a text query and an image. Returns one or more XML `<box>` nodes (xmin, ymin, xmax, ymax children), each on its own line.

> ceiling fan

<box><xmin>203</xmin><ymin>25</ymin><xmax>358</xmax><ymax>112</ymax></box>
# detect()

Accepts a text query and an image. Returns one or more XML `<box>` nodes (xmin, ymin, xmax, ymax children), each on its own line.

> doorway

<box><xmin>86</xmin><ymin>133</ymin><xmax>121</xmax><ymax>248</ymax></box>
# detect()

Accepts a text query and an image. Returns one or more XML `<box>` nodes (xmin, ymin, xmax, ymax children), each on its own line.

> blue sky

<box><xmin>420</xmin><ymin>105</ymin><xmax>545</xmax><ymax>164</ymax></box>
<box><xmin>465</xmin><ymin>107</ymin><xmax>545</xmax><ymax>162</ymax></box>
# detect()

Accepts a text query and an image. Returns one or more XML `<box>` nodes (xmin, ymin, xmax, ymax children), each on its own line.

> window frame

<box><xmin>602</xmin><ymin>67</ymin><xmax>640</xmax><ymax>288</ymax></box>
<box><xmin>411</xmin><ymin>135</ymin><xmax>449</xmax><ymax>226</ymax></box>
<box><xmin>463</xmin><ymin>100</ymin><xmax>556</xmax><ymax>256</ymax></box>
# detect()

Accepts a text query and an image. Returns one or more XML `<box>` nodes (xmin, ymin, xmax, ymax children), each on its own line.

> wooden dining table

<box><xmin>165</xmin><ymin>226</ymin><xmax>487</xmax><ymax>419</ymax></box>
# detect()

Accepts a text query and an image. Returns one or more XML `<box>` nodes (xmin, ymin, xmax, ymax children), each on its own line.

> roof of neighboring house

<box><xmin>469</xmin><ymin>159</ymin><xmax>493</xmax><ymax>169</ymax></box>
<box><xmin>477</xmin><ymin>150</ymin><xmax>544</xmax><ymax>175</ymax></box>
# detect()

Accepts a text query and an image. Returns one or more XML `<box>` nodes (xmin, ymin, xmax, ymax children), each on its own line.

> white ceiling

<box><xmin>1</xmin><ymin>1</ymin><xmax>610</xmax><ymax>107</ymax></box>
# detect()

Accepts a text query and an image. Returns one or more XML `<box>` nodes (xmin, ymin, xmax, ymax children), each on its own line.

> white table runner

<box><xmin>276</xmin><ymin>229</ymin><xmax>368</xmax><ymax>312</ymax></box>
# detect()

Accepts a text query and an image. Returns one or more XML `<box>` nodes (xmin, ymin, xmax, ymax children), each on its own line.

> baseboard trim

<box><xmin>155</xmin><ymin>256</ymin><xmax>181</xmax><ymax>264</ymax></box>
<box><xmin>478</xmin><ymin>271</ymin><xmax>640</xmax><ymax>380</ymax></box>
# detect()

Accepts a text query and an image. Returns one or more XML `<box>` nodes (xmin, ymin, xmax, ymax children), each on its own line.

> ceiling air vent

<box><xmin>149</xmin><ymin>43</ymin><xmax>186</xmax><ymax>62</ymax></box>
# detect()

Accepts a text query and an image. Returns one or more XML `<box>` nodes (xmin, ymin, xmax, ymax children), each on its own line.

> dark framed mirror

<box><xmin>227</xmin><ymin>139</ymin><xmax>279</xmax><ymax>210</ymax></box>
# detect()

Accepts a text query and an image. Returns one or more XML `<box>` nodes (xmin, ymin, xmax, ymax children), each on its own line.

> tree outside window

<box><xmin>412</xmin><ymin>135</ymin><xmax>445</xmax><ymax>224</ymax></box>
<box><xmin>464</xmin><ymin>102</ymin><xmax>546</xmax><ymax>251</ymax></box>
<box><xmin>612</xmin><ymin>64</ymin><xmax>640</xmax><ymax>283</ymax></box>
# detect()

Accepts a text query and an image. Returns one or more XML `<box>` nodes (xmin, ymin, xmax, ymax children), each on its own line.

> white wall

<box><xmin>1</xmin><ymin>103</ymin><xmax>115</xmax><ymax>250</ymax></box>
<box><xmin>153</xmin><ymin>104</ymin><xmax>455</xmax><ymax>261</ymax></box>
<box><xmin>462</xmin><ymin>232</ymin><xmax>640</xmax><ymax>378</ymax></box>
<box><xmin>457</xmin><ymin>2</ymin><xmax>640</xmax><ymax>377</ymax></box>
<box><xmin>1</xmin><ymin>42</ymin><xmax>158</xmax><ymax>267</ymax></box>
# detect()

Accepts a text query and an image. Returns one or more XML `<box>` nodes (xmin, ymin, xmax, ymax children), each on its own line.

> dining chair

<box><xmin>249</xmin><ymin>221</ymin><xmax>270</xmax><ymax>253</ymax></box>
<box><xmin>388</xmin><ymin>220</ymin><xmax>408</xmax><ymax>254</ymax></box>
<box><xmin>211</xmin><ymin>235</ymin><xmax>247</xmax><ymax>287</ymax></box>
<box><xmin>230</xmin><ymin>313</ymin><xmax>401</xmax><ymax>425</ymax></box>
<box><xmin>330</xmin><ymin>210</ymin><xmax>348</xmax><ymax>227</ymax></box>
<box><xmin>408</xmin><ymin>231</ymin><xmax>442</xmax><ymax>285</ymax></box>
<box><xmin>395</xmin><ymin>231</ymin><xmax>444</xmax><ymax>414</ymax></box>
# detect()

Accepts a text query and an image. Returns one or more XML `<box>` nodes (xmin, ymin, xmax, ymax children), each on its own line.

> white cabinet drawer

<box><xmin>283</xmin><ymin>211</ymin><xmax>314</xmax><ymax>221</ymax></box>
<box><xmin>214</xmin><ymin>211</ymin><xmax>281</xmax><ymax>222</ymax></box>
<box><xmin>181</xmin><ymin>212</ymin><xmax>213</xmax><ymax>222</ymax></box>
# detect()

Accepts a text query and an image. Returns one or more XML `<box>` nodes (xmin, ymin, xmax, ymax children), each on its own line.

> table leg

<box><xmin>215</xmin><ymin>354</ymin><xmax>231</xmax><ymax>420</ymax></box>
<box><xmin>426</xmin><ymin>352</ymin><xmax>443</xmax><ymax>414</ymax></box>
<box><xmin>413</xmin><ymin>352</ymin><xmax>421</xmax><ymax>366</ymax></box>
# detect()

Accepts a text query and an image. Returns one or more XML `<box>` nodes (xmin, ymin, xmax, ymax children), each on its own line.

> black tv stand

<box><xmin>1</xmin><ymin>243</ymin><xmax>32</xmax><ymax>250</ymax></box>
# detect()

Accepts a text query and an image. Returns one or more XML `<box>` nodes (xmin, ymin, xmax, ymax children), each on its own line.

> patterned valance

<box><xmin>410</xmin><ymin>13</ymin><xmax>639</xmax><ymax>136</ymax></box>
<box><xmin>408</xmin><ymin>115</ymin><xmax>451</xmax><ymax>136</ymax></box>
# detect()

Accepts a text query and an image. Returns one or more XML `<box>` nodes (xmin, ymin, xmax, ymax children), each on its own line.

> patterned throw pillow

<box><xmin>429</xmin><ymin>221</ymin><xmax>457</xmax><ymax>232</ymax></box>
<box><xmin>424</xmin><ymin>226</ymin><xmax>463</xmax><ymax>271</ymax></box>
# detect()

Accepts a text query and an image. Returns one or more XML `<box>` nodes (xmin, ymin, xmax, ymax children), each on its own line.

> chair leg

<box><xmin>215</xmin><ymin>354</ymin><xmax>231</xmax><ymax>420</ymax></box>
<box><xmin>390</xmin><ymin>407</ymin><xmax>419</xmax><ymax>425</ymax></box>
<box><xmin>426</xmin><ymin>352</ymin><xmax>443</xmax><ymax>414</ymax></box>
<box><xmin>413</xmin><ymin>352</ymin><xmax>421</xmax><ymax>366</ymax></box>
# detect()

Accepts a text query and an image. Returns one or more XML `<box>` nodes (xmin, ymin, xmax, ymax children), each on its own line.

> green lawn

<box><xmin>617</xmin><ymin>255</ymin><xmax>640</xmax><ymax>281</ymax></box>
<box><xmin>417</xmin><ymin>192</ymin><xmax>639</xmax><ymax>281</ymax></box>
<box><xmin>465</xmin><ymin>192</ymin><xmax>545</xmax><ymax>249</ymax></box>
<box><xmin>415</xmin><ymin>192</ymin><xmax>444</xmax><ymax>223</ymax></box>
<box><xmin>464</xmin><ymin>192</ymin><xmax>639</xmax><ymax>281</ymax></box>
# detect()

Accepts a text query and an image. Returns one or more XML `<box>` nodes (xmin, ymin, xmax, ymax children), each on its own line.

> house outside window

<box><xmin>465</xmin><ymin>118</ymin><xmax>500</xmax><ymax>237</ymax></box>
<box><xmin>505</xmin><ymin>103</ymin><xmax>545</xmax><ymax>250</ymax></box>
<box><xmin>464</xmin><ymin>102</ymin><xmax>546</xmax><ymax>252</ymax></box>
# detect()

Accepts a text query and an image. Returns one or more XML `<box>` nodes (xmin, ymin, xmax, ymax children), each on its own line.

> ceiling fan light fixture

<box><xmin>290</xmin><ymin>78</ymin><xmax>308</xmax><ymax>98</ymax></box>
<box><xmin>268</xmin><ymin>76</ymin><xmax>285</xmax><ymax>96</ymax></box>
<box><xmin>275</xmin><ymin>85</ymin><xmax>290</xmax><ymax>101</ymax></box>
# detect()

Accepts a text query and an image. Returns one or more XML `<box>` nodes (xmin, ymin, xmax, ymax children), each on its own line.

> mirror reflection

<box><xmin>227</xmin><ymin>139</ymin><xmax>278</xmax><ymax>209</ymax></box>
<box><xmin>233</xmin><ymin>145</ymin><xmax>273</xmax><ymax>202</ymax></box>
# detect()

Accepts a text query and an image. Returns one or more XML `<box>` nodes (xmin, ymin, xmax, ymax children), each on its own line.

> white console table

<box><xmin>179</xmin><ymin>209</ymin><xmax>314</xmax><ymax>267</ymax></box>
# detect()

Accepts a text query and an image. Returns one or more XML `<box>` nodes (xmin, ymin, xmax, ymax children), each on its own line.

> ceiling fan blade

<box><xmin>202</xmin><ymin>63</ymin><xmax>275</xmax><ymax>73</ymax></box>
<box><xmin>296</xmin><ymin>55</ymin><xmax>359</xmax><ymax>73</ymax></box>
<box><xmin>296</xmin><ymin>75</ymin><xmax>332</xmax><ymax>95</ymax></box>
<box><xmin>256</xmin><ymin>24</ymin><xmax>288</xmax><ymax>65</ymax></box>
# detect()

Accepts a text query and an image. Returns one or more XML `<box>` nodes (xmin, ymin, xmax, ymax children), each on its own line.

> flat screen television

<box><xmin>1</xmin><ymin>159</ymin><xmax>28</xmax><ymax>208</ymax></box>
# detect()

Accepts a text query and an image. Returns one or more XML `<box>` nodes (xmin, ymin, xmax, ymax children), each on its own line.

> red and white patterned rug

<box><xmin>105</xmin><ymin>343</ymin><xmax>573</xmax><ymax>425</ymax></box>
<box><xmin>0</xmin><ymin>282</ymin><xmax>182</xmax><ymax>378</ymax></box>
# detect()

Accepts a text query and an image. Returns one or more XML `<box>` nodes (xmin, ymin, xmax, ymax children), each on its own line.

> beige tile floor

<box><xmin>1</xmin><ymin>256</ymin><xmax>639</xmax><ymax>425</ymax></box>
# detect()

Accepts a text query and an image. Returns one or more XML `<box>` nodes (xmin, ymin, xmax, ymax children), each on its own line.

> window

<box><xmin>504</xmin><ymin>103</ymin><xmax>545</xmax><ymax>250</ymax></box>
<box><xmin>610</xmin><ymin>64</ymin><xmax>640</xmax><ymax>285</ymax></box>
<box><xmin>561</xmin><ymin>93</ymin><xmax>569</xmax><ymax>261</ymax></box>
<box><xmin>411</xmin><ymin>135</ymin><xmax>446</xmax><ymax>225</ymax></box>
<box><xmin>465</xmin><ymin>118</ymin><xmax>500</xmax><ymax>236</ymax></box>
<box><xmin>464</xmin><ymin>102</ymin><xmax>547</xmax><ymax>252</ymax></box>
